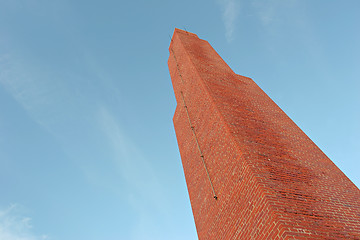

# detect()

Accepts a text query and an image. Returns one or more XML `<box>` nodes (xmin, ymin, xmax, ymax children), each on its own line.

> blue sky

<box><xmin>0</xmin><ymin>0</ymin><xmax>359</xmax><ymax>239</ymax></box>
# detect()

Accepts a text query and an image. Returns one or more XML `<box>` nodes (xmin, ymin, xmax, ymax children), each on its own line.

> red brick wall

<box><xmin>168</xmin><ymin>28</ymin><xmax>360</xmax><ymax>239</ymax></box>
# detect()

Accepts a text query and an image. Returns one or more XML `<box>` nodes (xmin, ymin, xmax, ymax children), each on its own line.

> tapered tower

<box><xmin>168</xmin><ymin>28</ymin><xmax>360</xmax><ymax>239</ymax></box>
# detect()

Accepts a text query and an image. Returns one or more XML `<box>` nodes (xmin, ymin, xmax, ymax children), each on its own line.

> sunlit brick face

<box><xmin>168</xmin><ymin>28</ymin><xmax>360</xmax><ymax>240</ymax></box>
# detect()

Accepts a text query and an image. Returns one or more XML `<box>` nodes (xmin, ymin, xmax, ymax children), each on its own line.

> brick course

<box><xmin>168</xmin><ymin>28</ymin><xmax>360</xmax><ymax>239</ymax></box>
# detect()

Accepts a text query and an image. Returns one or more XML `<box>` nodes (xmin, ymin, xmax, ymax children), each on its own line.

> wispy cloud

<box><xmin>252</xmin><ymin>0</ymin><xmax>299</xmax><ymax>27</ymax></box>
<box><xmin>0</xmin><ymin>53</ymin><xmax>65</xmax><ymax>132</ymax></box>
<box><xmin>252</xmin><ymin>0</ymin><xmax>277</xmax><ymax>26</ymax></box>
<box><xmin>92</xmin><ymin>106</ymin><xmax>167</xmax><ymax>210</ymax></box>
<box><xmin>0</xmin><ymin>204</ymin><xmax>48</xmax><ymax>240</ymax></box>
<box><xmin>217</xmin><ymin>0</ymin><xmax>240</xmax><ymax>42</ymax></box>
<box><xmin>89</xmin><ymin>105</ymin><xmax>169</xmax><ymax>237</ymax></box>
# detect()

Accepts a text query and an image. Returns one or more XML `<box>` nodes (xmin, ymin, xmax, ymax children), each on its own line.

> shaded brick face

<box><xmin>168</xmin><ymin>29</ymin><xmax>360</xmax><ymax>239</ymax></box>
